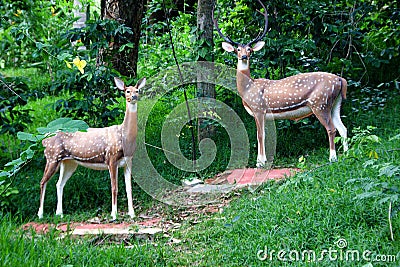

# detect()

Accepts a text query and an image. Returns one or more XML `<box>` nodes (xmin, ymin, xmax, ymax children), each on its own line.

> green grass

<box><xmin>176</xmin><ymin>152</ymin><xmax>400</xmax><ymax>266</ymax></box>
<box><xmin>1</xmin><ymin>68</ymin><xmax>400</xmax><ymax>266</ymax></box>
<box><xmin>0</xmin><ymin>215</ymin><xmax>175</xmax><ymax>266</ymax></box>
<box><xmin>2</xmin><ymin>148</ymin><xmax>399</xmax><ymax>266</ymax></box>
<box><xmin>1</xmin><ymin>68</ymin><xmax>52</xmax><ymax>93</ymax></box>
<box><xmin>23</xmin><ymin>95</ymin><xmax>64</xmax><ymax>131</ymax></box>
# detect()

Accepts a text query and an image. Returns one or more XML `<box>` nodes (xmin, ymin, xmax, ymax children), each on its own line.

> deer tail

<box><xmin>340</xmin><ymin>78</ymin><xmax>347</xmax><ymax>100</ymax></box>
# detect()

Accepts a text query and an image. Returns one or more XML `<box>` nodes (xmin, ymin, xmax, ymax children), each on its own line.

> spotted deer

<box><xmin>213</xmin><ymin>0</ymin><xmax>348</xmax><ymax>166</ymax></box>
<box><xmin>38</xmin><ymin>77</ymin><xmax>146</xmax><ymax>220</ymax></box>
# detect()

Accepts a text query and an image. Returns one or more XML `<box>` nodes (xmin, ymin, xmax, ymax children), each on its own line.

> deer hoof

<box><xmin>256</xmin><ymin>161</ymin><xmax>265</xmax><ymax>168</ymax></box>
<box><xmin>329</xmin><ymin>150</ymin><xmax>338</xmax><ymax>162</ymax></box>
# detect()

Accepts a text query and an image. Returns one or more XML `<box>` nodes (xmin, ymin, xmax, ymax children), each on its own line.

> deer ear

<box><xmin>252</xmin><ymin>41</ymin><xmax>265</xmax><ymax>52</ymax></box>
<box><xmin>136</xmin><ymin>77</ymin><xmax>146</xmax><ymax>90</ymax></box>
<box><xmin>114</xmin><ymin>77</ymin><xmax>125</xmax><ymax>91</ymax></box>
<box><xmin>222</xmin><ymin>42</ymin><xmax>235</xmax><ymax>52</ymax></box>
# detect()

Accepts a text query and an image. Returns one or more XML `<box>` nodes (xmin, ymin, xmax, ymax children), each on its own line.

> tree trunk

<box><xmin>197</xmin><ymin>0</ymin><xmax>216</xmax><ymax>139</ymax></box>
<box><xmin>101</xmin><ymin>0</ymin><xmax>147</xmax><ymax>77</ymax></box>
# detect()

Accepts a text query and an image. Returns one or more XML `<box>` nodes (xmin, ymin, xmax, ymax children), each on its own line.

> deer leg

<box><xmin>38</xmin><ymin>161</ymin><xmax>60</xmax><ymax>219</ymax></box>
<box><xmin>108</xmin><ymin>161</ymin><xmax>118</xmax><ymax>220</ymax></box>
<box><xmin>124</xmin><ymin>157</ymin><xmax>135</xmax><ymax>218</ymax></box>
<box><xmin>313</xmin><ymin>108</ymin><xmax>337</xmax><ymax>162</ymax></box>
<box><xmin>254</xmin><ymin>112</ymin><xmax>266</xmax><ymax>167</ymax></box>
<box><xmin>55</xmin><ymin>160</ymin><xmax>78</xmax><ymax>217</ymax></box>
<box><xmin>331</xmin><ymin>95</ymin><xmax>348</xmax><ymax>152</ymax></box>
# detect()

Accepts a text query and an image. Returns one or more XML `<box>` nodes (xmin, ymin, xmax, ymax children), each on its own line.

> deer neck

<box><xmin>121</xmin><ymin>101</ymin><xmax>138</xmax><ymax>157</ymax></box>
<box><xmin>236</xmin><ymin>59</ymin><xmax>252</xmax><ymax>96</ymax></box>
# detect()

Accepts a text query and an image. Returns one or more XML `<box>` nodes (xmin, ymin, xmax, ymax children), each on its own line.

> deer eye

<box><xmin>246</xmin><ymin>47</ymin><xmax>251</xmax><ymax>52</ymax></box>
<box><xmin>237</xmin><ymin>48</ymin><xmax>241</xmax><ymax>52</ymax></box>
<box><xmin>126</xmin><ymin>90</ymin><xmax>131</xmax><ymax>94</ymax></box>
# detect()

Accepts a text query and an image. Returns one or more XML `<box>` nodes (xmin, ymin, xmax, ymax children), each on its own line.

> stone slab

<box><xmin>71</xmin><ymin>227</ymin><xmax>162</xmax><ymax>236</ymax></box>
<box><xmin>229</xmin><ymin>168</ymin><xmax>299</xmax><ymax>185</ymax></box>
<box><xmin>186</xmin><ymin>184</ymin><xmax>234</xmax><ymax>193</ymax></box>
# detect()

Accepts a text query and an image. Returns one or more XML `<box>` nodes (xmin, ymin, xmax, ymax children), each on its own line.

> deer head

<box><xmin>213</xmin><ymin>0</ymin><xmax>268</xmax><ymax>70</ymax></box>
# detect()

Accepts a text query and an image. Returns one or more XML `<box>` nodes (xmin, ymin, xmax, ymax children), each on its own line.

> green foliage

<box><xmin>50</xmin><ymin>18</ymin><xmax>136</xmax><ymax>126</ymax></box>
<box><xmin>140</xmin><ymin>6</ymin><xmax>197</xmax><ymax>78</ymax></box>
<box><xmin>0</xmin><ymin>75</ymin><xmax>32</xmax><ymax>134</ymax></box>
<box><xmin>341</xmin><ymin>126</ymin><xmax>381</xmax><ymax>159</ymax></box>
<box><xmin>1</xmin><ymin>0</ymin><xmax>137</xmax><ymax>127</ymax></box>
<box><xmin>345</xmin><ymin>130</ymin><xmax>400</xmax><ymax>232</ymax></box>
<box><xmin>351</xmin><ymin>161</ymin><xmax>399</xmax><ymax>205</ymax></box>
<box><xmin>0</xmin><ymin>0</ymin><xmax>76</xmax><ymax>69</ymax></box>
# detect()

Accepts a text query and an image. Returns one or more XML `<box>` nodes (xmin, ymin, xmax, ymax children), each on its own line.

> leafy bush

<box><xmin>0</xmin><ymin>0</ymin><xmax>75</xmax><ymax>70</ymax></box>
<box><xmin>1</xmin><ymin>1</ymin><xmax>138</xmax><ymax>127</ymax></box>
<box><xmin>50</xmin><ymin>19</ymin><xmax>136</xmax><ymax>126</ymax></box>
<box><xmin>0</xmin><ymin>75</ymin><xmax>32</xmax><ymax>134</ymax></box>
<box><xmin>345</xmin><ymin>129</ymin><xmax>400</xmax><ymax>240</ymax></box>
<box><xmin>140</xmin><ymin>9</ymin><xmax>197</xmax><ymax>79</ymax></box>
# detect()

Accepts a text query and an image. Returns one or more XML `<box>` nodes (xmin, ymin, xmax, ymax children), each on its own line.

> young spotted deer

<box><xmin>213</xmin><ymin>0</ymin><xmax>348</xmax><ymax>166</ymax></box>
<box><xmin>38</xmin><ymin>77</ymin><xmax>146</xmax><ymax>220</ymax></box>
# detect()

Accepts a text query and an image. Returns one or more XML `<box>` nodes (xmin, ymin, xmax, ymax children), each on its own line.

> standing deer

<box><xmin>213</xmin><ymin>0</ymin><xmax>348</xmax><ymax>166</ymax></box>
<box><xmin>38</xmin><ymin>77</ymin><xmax>146</xmax><ymax>220</ymax></box>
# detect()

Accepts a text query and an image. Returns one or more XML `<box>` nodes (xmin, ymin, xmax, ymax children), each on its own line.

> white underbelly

<box><xmin>266</xmin><ymin>106</ymin><xmax>312</xmax><ymax>120</ymax></box>
<box><xmin>73</xmin><ymin>157</ymin><xmax>130</xmax><ymax>170</ymax></box>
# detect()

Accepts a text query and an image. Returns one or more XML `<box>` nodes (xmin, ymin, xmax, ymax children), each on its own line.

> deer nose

<box><xmin>132</xmin><ymin>95</ymin><xmax>138</xmax><ymax>101</ymax></box>
<box><xmin>241</xmin><ymin>55</ymin><xmax>248</xmax><ymax>60</ymax></box>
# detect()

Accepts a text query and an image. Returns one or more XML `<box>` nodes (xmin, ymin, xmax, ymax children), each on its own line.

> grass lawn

<box><xmin>1</xmin><ymin>68</ymin><xmax>399</xmax><ymax>266</ymax></box>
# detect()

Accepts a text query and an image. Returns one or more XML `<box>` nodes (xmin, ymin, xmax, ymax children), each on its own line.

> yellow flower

<box><xmin>65</xmin><ymin>60</ymin><xmax>72</xmax><ymax>69</ymax></box>
<box><xmin>368</xmin><ymin>150</ymin><xmax>379</xmax><ymax>159</ymax></box>
<box><xmin>73</xmin><ymin>57</ymin><xmax>87</xmax><ymax>74</ymax></box>
<box><xmin>14</xmin><ymin>10</ymin><xmax>22</xmax><ymax>17</ymax></box>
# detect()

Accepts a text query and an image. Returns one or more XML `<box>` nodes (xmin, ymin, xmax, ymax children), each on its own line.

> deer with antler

<box><xmin>213</xmin><ymin>0</ymin><xmax>348</xmax><ymax>166</ymax></box>
<box><xmin>38</xmin><ymin>77</ymin><xmax>146</xmax><ymax>220</ymax></box>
